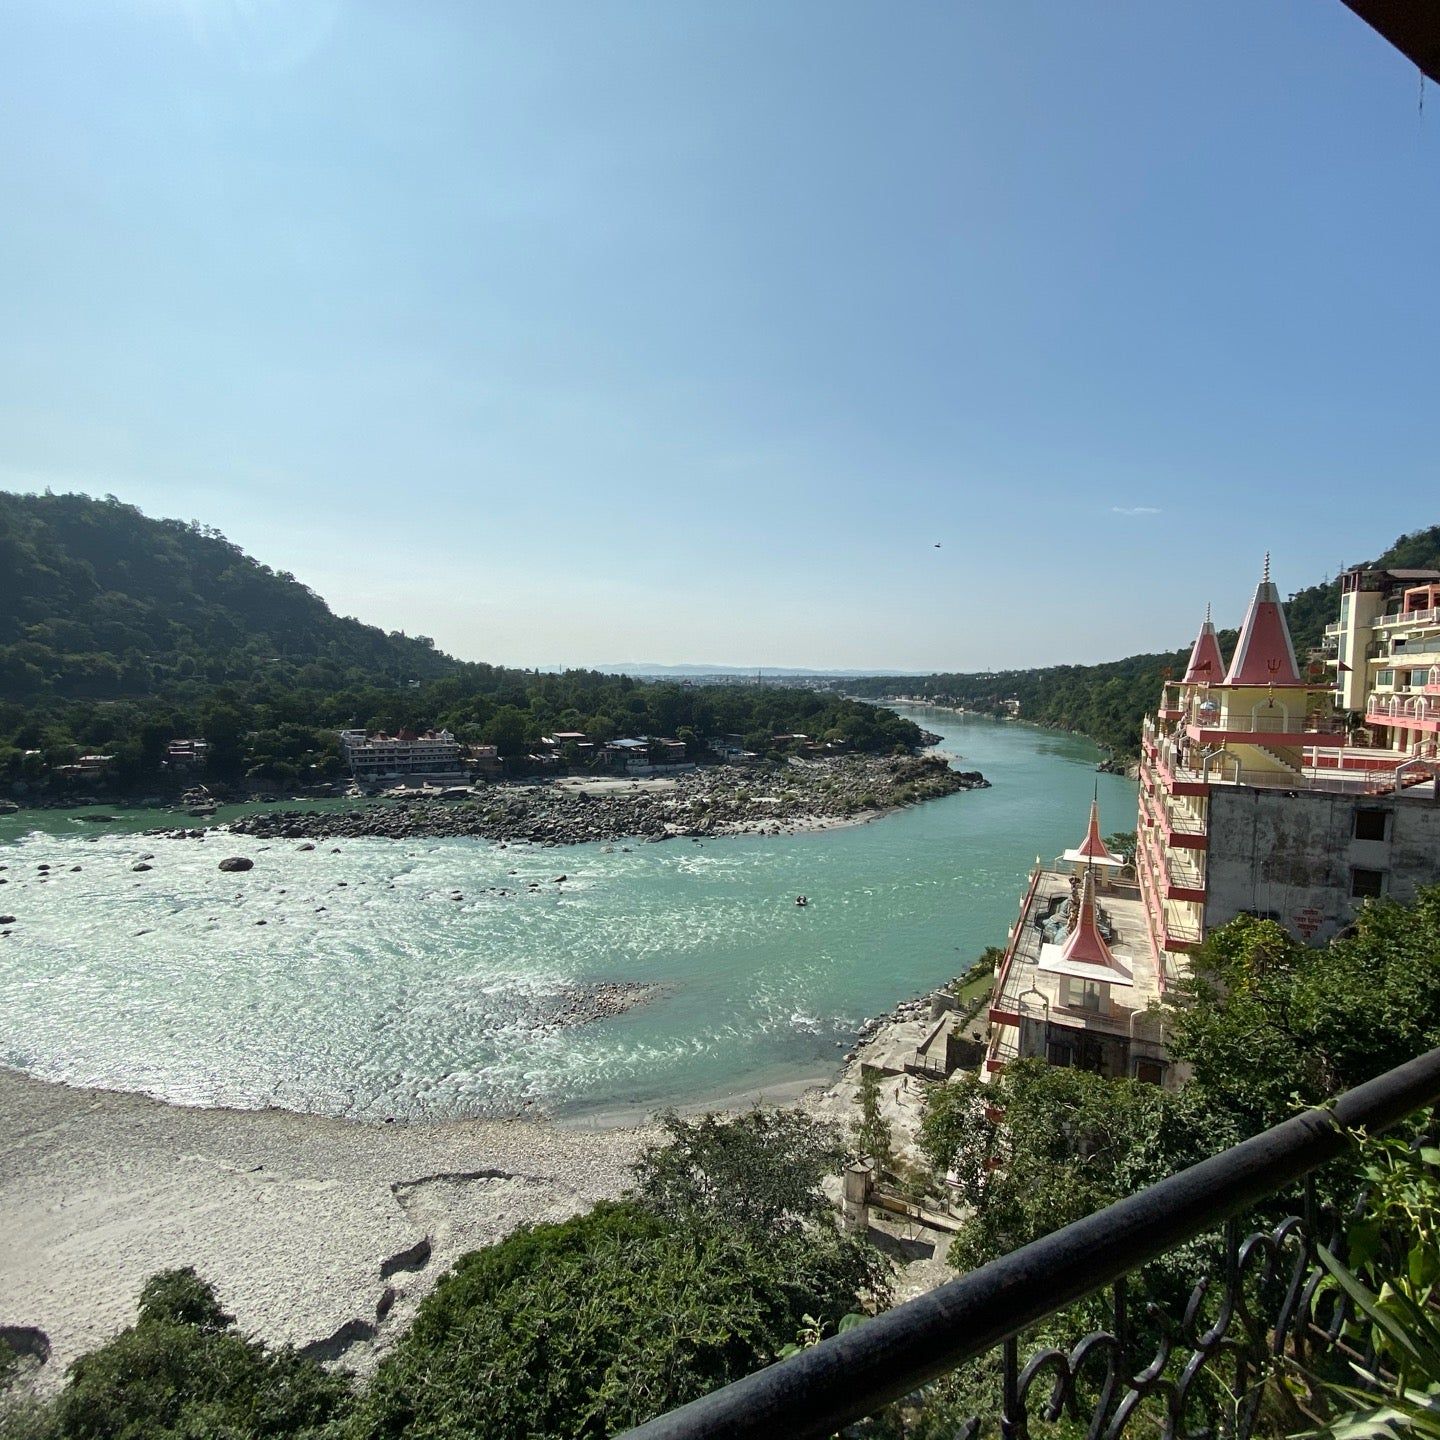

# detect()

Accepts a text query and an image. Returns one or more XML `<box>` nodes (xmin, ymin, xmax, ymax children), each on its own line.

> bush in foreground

<box><xmin>0</xmin><ymin>1268</ymin><xmax>351</xmax><ymax>1440</ymax></box>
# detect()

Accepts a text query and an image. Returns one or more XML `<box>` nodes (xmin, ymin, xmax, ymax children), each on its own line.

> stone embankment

<box><xmin>840</xmin><ymin>994</ymin><xmax>936</xmax><ymax>1066</ymax></box>
<box><xmin>193</xmin><ymin>754</ymin><xmax>988</xmax><ymax>847</ymax></box>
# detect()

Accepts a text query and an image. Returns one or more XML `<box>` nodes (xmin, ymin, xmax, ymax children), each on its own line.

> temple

<box><xmin>986</xmin><ymin>555</ymin><xmax>1440</xmax><ymax>1090</ymax></box>
<box><xmin>985</xmin><ymin>792</ymin><xmax>1168</xmax><ymax>1085</ymax></box>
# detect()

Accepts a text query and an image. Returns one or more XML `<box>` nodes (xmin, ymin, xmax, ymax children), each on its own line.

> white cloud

<box><xmin>1110</xmin><ymin>505</ymin><xmax>1162</xmax><ymax>516</ymax></box>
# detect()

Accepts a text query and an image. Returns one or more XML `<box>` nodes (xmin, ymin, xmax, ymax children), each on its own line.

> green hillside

<box><xmin>0</xmin><ymin>491</ymin><xmax>462</xmax><ymax>699</ymax></box>
<box><xmin>0</xmin><ymin>492</ymin><xmax>925</xmax><ymax>792</ymax></box>
<box><xmin>847</xmin><ymin>526</ymin><xmax>1440</xmax><ymax>758</ymax></box>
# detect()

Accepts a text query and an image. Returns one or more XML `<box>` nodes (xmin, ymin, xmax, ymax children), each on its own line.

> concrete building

<box><xmin>986</xmin><ymin>798</ymin><xmax>1172</xmax><ymax>1086</ymax></box>
<box><xmin>338</xmin><ymin>728</ymin><xmax>464</xmax><ymax>782</ymax></box>
<box><xmin>989</xmin><ymin>555</ymin><xmax>1440</xmax><ymax>1090</ymax></box>
<box><xmin>163</xmin><ymin>739</ymin><xmax>209</xmax><ymax>772</ymax></box>
<box><xmin>1138</xmin><ymin>557</ymin><xmax>1440</xmax><ymax>980</ymax></box>
<box><xmin>1323</xmin><ymin>564</ymin><xmax>1440</xmax><ymax>759</ymax></box>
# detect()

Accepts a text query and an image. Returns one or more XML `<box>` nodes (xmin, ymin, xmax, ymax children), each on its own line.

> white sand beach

<box><xmin>0</xmin><ymin>1069</ymin><xmax>654</xmax><ymax>1389</ymax></box>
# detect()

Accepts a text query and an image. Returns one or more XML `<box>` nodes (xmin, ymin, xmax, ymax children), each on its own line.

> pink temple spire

<box><xmin>1058</xmin><ymin>866</ymin><xmax>1118</xmax><ymax>970</ymax></box>
<box><xmin>1222</xmin><ymin>556</ymin><xmax>1305</xmax><ymax>687</ymax></box>
<box><xmin>1181</xmin><ymin>602</ymin><xmax>1227</xmax><ymax>685</ymax></box>
<box><xmin>1075</xmin><ymin>787</ymin><xmax>1122</xmax><ymax>864</ymax></box>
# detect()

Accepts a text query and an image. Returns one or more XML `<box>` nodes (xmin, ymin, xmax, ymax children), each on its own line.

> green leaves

<box><xmin>354</xmin><ymin>1199</ymin><xmax>885</xmax><ymax>1440</ymax></box>
<box><xmin>1168</xmin><ymin>896</ymin><xmax>1440</xmax><ymax>1134</ymax></box>
<box><xmin>632</xmin><ymin>1107</ymin><xmax>849</xmax><ymax>1238</ymax></box>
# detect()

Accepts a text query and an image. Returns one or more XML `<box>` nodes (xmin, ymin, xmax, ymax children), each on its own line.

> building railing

<box><xmin>1375</xmin><ymin>605</ymin><xmax>1440</xmax><ymax>629</ymax></box>
<box><xmin>615</xmin><ymin>1046</ymin><xmax>1440</xmax><ymax>1440</ymax></box>
<box><xmin>1368</xmin><ymin>694</ymin><xmax>1440</xmax><ymax>722</ymax></box>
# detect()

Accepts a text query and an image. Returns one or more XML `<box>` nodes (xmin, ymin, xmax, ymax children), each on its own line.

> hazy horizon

<box><xmin>3</xmin><ymin>3</ymin><xmax>1436</xmax><ymax>671</ymax></box>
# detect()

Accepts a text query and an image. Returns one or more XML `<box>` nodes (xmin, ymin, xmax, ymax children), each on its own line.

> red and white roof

<box><xmin>1222</xmin><ymin>554</ymin><xmax>1305</xmax><ymax>688</ymax></box>
<box><xmin>1038</xmin><ymin>867</ymin><xmax>1134</xmax><ymax>986</ymax></box>
<box><xmin>1182</xmin><ymin>604</ymin><xmax>1226</xmax><ymax>685</ymax></box>
<box><xmin>1061</xmin><ymin>795</ymin><xmax>1124</xmax><ymax>868</ymax></box>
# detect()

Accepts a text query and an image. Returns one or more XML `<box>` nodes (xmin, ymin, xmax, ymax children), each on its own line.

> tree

<box><xmin>632</xmin><ymin>1107</ymin><xmax>848</xmax><ymax>1238</ymax></box>
<box><xmin>921</xmin><ymin>1062</ymin><xmax>1237</xmax><ymax>1275</ymax></box>
<box><xmin>1167</xmin><ymin>890</ymin><xmax>1440</xmax><ymax>1131</ymax></box>
<box><xmin>11</xmin><ymin>1268</ymin><xmax>351</xmax><ymax>1439</ymax></box>
<box><xmin>351</xmin><ymin>1201</ymin><xmax>884</xmax><ymax>1440</ymax></box>
<box><xmin>483</xmin><ymin>705</ymin><xmax>529</xmax><ymax>758</ymax></box>
<box><xmin>853</xmin><ymin>1069</ymin><xmax>894</xmax><ymax>1174</ymax></box>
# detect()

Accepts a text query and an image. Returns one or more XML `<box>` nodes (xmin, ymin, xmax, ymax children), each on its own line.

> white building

<box><xmin>338</xmin><ymin>728</ymin><xmax>465</xmax><ymax>782</ymax></box>
<box><xmin>1325</xmin><ymin>565</ymin><xmax>1440</xmax><ymax>759</ymax></box>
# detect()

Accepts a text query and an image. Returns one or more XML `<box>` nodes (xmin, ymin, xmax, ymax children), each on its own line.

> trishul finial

<box><xmin>1263</xmin><ymin>551</ymin><xmax>1271</xmax><ymax>584</ymax></box>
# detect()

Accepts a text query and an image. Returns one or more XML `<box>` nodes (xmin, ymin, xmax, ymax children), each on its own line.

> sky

<box><xmin>1</xmin><ymin>1</ymin><xmax>1437</xmax><ymax>673</ymax></box>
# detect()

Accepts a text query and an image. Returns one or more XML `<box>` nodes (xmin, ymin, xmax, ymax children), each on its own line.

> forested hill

<box><xmin>0</xmin><ymin>491</ymin><xmax>464</xmax><ymax>699</ymax></box>
<box><xmin>846</xmin><ymin>525</ymin><xmax>1440</xmax><ymax>758</ymax></box>
<box><xmin>0</xmin><ymin>492</ymin><xmax>925</xmax><ymax>790</ymax></box>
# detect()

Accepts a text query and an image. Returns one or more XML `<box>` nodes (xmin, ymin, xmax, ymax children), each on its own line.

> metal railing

<box><xmin>616</xmin><ymin>1046</ymin><xmax>1440</xmax><ymax>1440</ymax></box>
<box><xmin>1375</xmin><ymin>606</ymin><xmax>1440</xmax><ymax>629</ymax></box>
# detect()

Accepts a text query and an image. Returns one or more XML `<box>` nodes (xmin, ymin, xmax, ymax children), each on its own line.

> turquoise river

<box><xmin>0</xmin><ymin>707</ymin><xmax>1136</xmax><ymax>1122</ymax></box>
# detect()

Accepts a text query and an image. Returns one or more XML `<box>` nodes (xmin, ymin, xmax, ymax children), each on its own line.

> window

<box><xmin>1062</xmin><ymin>978</ymin><xmax>1105</xmax><ymax>1011</ymax></box>
<box><xmin>1377</xmin><ymin>669</ymin><xmax>1395</xmax><ymax>687</ymax></box>
<box><xmin>1353</xmin><ymin>808</ymin><xmax>1388</xmax><ymax>842</ymax></box>
<box><xmin>1135</xmin><ymin>1059</ymin><xmax>1166</xmax><ymax>1086</ymax></box>
<box><xmin>1351</xmin><ymin>868</ymin><xmax>1385</xmax><ymax>900</ymax></box>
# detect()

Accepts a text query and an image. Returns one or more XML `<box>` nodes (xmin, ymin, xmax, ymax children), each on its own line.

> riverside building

<box><xmin>338</xmin><ymin>728</ymin><xmax>465</xmax><ymax>782</ymax></box>
<box><xmin>1138</xmin><ymin>557</ymin><xmax>1440</xmax><ymax>986</ymax></box>
<box><xmin>1324</xmin><ymin>564</ymin><xmax>1440</xmax><ymax>760</ymax></box>
<box><xmin>988</xmin><ymin>555</ymin><xmax>1440</xmax><ymax>1090</ymax></box>
<box><xmin>986</xmin><ymin>796</ymin><xmax>1172</xmax><ymax>1086</ymax></box>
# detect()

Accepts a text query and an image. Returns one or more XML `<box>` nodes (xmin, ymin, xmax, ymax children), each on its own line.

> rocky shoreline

<box><xmin>171</xmin><ymin>753</ymin><xmax>987</xmax><ymax>847</ymax></box>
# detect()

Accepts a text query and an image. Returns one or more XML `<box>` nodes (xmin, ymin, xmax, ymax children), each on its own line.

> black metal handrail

<box><xmin>615</xmin><ymin>1044</ymin><xmax>1440</xmax><ymax>1440</ymax></box>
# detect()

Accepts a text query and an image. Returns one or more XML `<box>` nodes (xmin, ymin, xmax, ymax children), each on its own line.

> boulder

<box><xmin>131</xmin><ymin>863</ymin><xmax>153</xmax><ymax>872</ymax></box>
<box><xmin>218</xmin><ymin>856</ymin><xmax>254</xmax><ymax>873</ymax></box>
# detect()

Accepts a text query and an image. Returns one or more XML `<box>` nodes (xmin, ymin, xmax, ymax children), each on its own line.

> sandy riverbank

<box><xmin>0</xmin><ymin>1068</ymin><xmax>655</xmax><ymax>1391</ymax></box>
<box><xmin>0</xmin><ymin>973</ymin><xmax>985</xmax><ymax>1393</ymax></box>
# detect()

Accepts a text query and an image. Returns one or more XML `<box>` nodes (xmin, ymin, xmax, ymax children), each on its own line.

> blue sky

<box><xmin>1</xmin><ymin>1</ymin><xmax>1436</xmax><ymax>671</ymax></box>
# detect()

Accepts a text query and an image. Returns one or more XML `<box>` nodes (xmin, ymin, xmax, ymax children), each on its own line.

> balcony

<box><xmin>1375</xmin><ymin>605</ymin><xmax>1440</xmax><ymax>629</ymax></box>
<box><xmin>619</xmin><ymin>1047</ymin><xmax>1440</xmax><ymax>1440</ymax></box>
<box><xmin>1184</xmin><ymin>713</ymin><xmax>1347</xmax><ymax>746</ymax></box>
<box><xmin>1137</xmin><ymin>824</ymin><xmax>1205</xmax><ymax>903</ymax></box>
<box><xmin>1367</xmin><ymin>693</ymin><xmax>1440</xmax><ymax>732</ymax></box>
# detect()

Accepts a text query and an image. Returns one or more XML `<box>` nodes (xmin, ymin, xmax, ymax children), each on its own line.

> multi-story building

<box><xmin>338</xmin><ymin>728</ymin><xmax>465</xmax><ymax>782</ymax></box>
<box><xmin>1138</xmin><ymin>558</ymin><xmax>1440</xmax><ymax>983</ymax></box>
<box><xmin>163</xmin><ymin>739</ymin><xmax>209</xmax><ymax>771</ymax></box>
<box><xmin>988</xmin><ymin>555</ymin><xmax>1440</xmax><ymax>1089</ymax></box>
<box><xmin>1325</xmin><ymin>565</ymin><xmax>1440</xmax><ymax>760</ymax></box>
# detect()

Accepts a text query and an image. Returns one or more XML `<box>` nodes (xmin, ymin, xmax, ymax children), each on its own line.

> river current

<box><xmin>0</xmin><ymin>708</ymin><xmax>1136</xmax><ymax>1121</ymax></box>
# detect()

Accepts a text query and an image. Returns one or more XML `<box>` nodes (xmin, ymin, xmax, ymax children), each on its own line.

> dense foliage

<box><xmin>919</xmin><ymin>1062</ymin><xmax>1237</xmax><ymax>1275</ymax></box>
<box><xmin>1166</xmin><ymin>889</ymin><xmax>1440</xmax><ymax>1132</ymax></box>
<box><xmin>349</xmin><ymin>1199</ymin><xmax>881</xmax><ymax>1440</ymax></box>
<box><xmin>0</xmin><ymin>1269</ymin><xmax>352</xmax><ymax>1440</ymax></box>
<box><xmin>1</xmin><ymin>1111</ymin><xmax>886</xmax><ymax>1440</ymax></box>
<box><xmin>631</xmin><ymin>1107</ymin><xmax>848</xmax><ymax>1236</ymax></box>
<box><xmin>0</xmin><ymin>492</ymin><xmax>924</xmax><ymax>791</ymax></box>
<box><xmin>847</xmin><ymin>526</ymin><xmax>1440</xmax><ymax>757</ymax></box>
<box><xmin>0</xmin><ymin>490</ymin><xmax>458</xmax><ymax>700</ymax></box>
